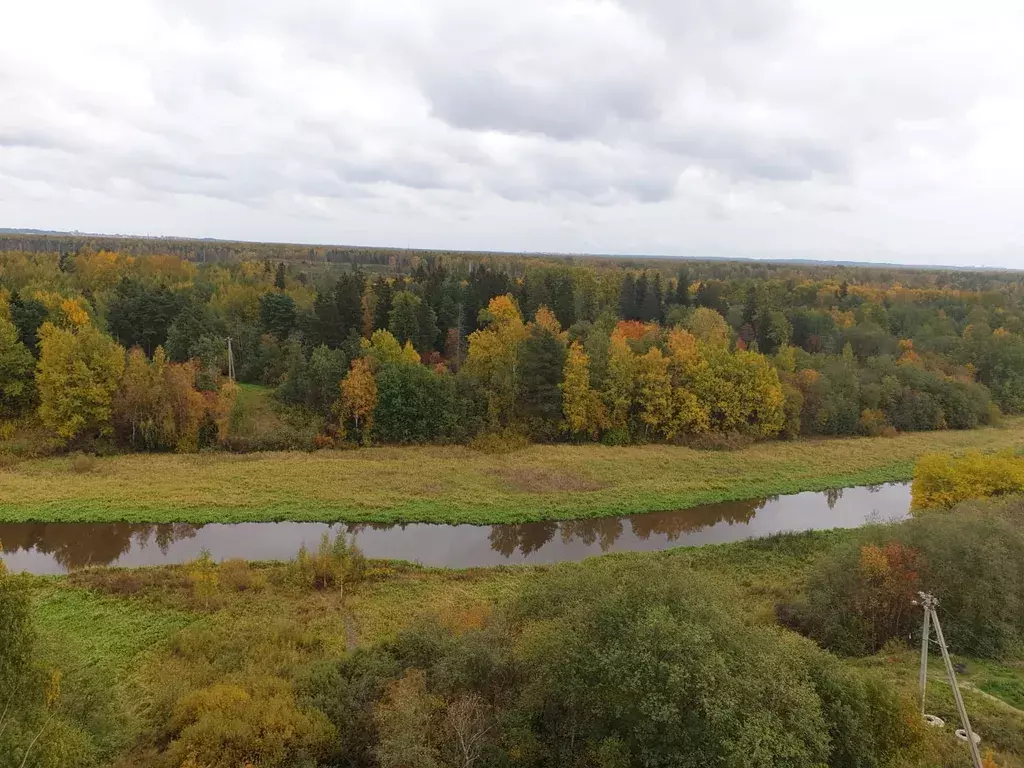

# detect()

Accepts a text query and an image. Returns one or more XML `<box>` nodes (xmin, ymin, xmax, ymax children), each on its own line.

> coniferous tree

<box><xmin>372</xmin><ymin>277</ymin><xmax>394</xmax><ymax>333</ymax></box>
<box><xmin>517</xmin><ymin>316</ymin><xmax>567</xmax><ymax>439</ymax></box>
<box><xmin>674</xmin><ymin>268</ymin><xmax>691</xmax><ymax>307</ymax></box>
<box><xmin>107</xmin><ymin>277</ymin><xmax>182</xmax><ymax>355</ymax></box>
<box><xmin>259</xmin><ymin>292</ymin><xmax>297</xmax><ymax>340</ymax></box>
<box><xmin>640</xmin><ymin>273</ymin><xmax>664</xmax><ymax>323</ymax></box>
<box><xmin>619</xmin><ymin>274</ymin><xmax>640</xmax><ymax>322</ymax></box>
<box><xmin>389</xmin><ymin>291</ymin><xmax>422</xmax><ymax>349</ymax></box>
<box><xmin>8</xmin><ymin>291</ymin><xmax>48</xmax><ymax>354</ymax></box>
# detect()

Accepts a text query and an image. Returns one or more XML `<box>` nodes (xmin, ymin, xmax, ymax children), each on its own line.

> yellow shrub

<box><xmin>168</xmin><ymin>678</ymin><xmax>335</xmax><ymax>767</ymax></box>
<box><xmin>911</xmin><ymin>450</ymin><xmax>1024</xmax><ymax>510</ymax></box>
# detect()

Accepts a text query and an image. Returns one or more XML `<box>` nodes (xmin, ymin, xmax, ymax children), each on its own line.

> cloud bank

<box><xmin>2</xmin><ymin>0</ymin><xmax>1024</xmax><ymax>266</ymax></box>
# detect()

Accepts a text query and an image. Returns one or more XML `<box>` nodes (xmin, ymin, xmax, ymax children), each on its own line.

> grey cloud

<box><xmin>655</xmin><ymin>130</ymin><xmax>849</xmax><ymax>182</ymax></box>
<box><xmin>623</xmin><ymin>0</ymin><xmax>794</xmax><ymax>41</ymax></box>
<box><xmin>421</xmin><ymin>66</ymin><xmax>662</xmax><ymax>141</ymax></box>
<box><xmin>2</xmin><ymin>0</ymin><xmax>1023</xmax><ymax>266</ymax></box>
<box><xmin>0</xmin><ymin>128</ymin><xmax>84</xmax><ymax>153</ymax></box>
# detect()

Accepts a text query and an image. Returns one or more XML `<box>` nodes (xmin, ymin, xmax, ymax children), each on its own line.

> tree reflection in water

<box><xmin>0</xmin><ymin>523</ymin><xmax>200</xmax><ymax>570</ymax></box>
<box><xmin>488</xmin><ymin>521</ymin><xmax>558</xmax><ymax>557</ymax></box>
<box><xmin>486</xmin><ymin>497</ymin><xmax>771</xmax><ymax>558</ymax></box>
<box><xmin>629</xmin><ymin>498</ymin><xmax>768</xmax><ymax>541</ymax></box>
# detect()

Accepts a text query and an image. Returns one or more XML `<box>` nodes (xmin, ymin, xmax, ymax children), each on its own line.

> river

<box><xmin>0</xmin><ymin>482</ymin><xmax>911</xmax><ymax>574</ymax></box>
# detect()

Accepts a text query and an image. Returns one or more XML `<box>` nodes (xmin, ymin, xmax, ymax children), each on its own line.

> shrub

<box><xmin>218</xmin><ymin>559</ymin><xmax>266</xmax><ymax>592</ymax></box>
<box><xmin>598</xmin><ymin>426</ymin><xmax>631</xmax><ymax>446</ymax></box>
<box><xmin>468</xmin><ymin>429</ymin><xmax>530</xmax><ymax>455</ymax></box>
<box><xmin>912</xmin><ymin>450</ymin><xmax>1024</xmax><ymax>510</ymax></box>
<box><xmin>186</xmin><ymin>550</ymin><xmax>220</xmax><ymax>607</ymax></box>
<box><xmin>312</xmin><ymin>559</ymin><xmax>923</xmax><ymax>768</ymax></box>
<box><xmin>288</xmin><ymin>532</ymin><xmax>364</xmax><ymax>591</ymax></box>
<box><xmin>165</xmin><ymin>677</ymin><xmax>336</xmax><ymax>768</ymax></box>
<box><xmin>68</xmin><ymin>452</ymin><xmax>98</xmax><ymax>474</ymax></box>
<box><xmin>793</xmin><ymin>510</ymin><xmax>1024</xmax><ymax>657</ymax></box>
<box><xmin>859</xmin><ymin>408</ymin><xmax>888</xmax><ymax>437</ymax></box>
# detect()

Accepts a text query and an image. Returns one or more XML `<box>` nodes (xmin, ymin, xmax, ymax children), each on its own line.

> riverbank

<box><xmin>2</xmin><ymin>421</ymin><xmax>1023</xmax><ymax>525</ymax></box>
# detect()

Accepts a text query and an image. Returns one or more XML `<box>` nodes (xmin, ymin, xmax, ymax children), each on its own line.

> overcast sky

<box><xmin>3</xmin><ymin>0</ymin><xmax>1024</xmax><ymax>267</ymax></box>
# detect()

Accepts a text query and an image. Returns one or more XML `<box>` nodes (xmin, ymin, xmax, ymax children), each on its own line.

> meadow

<box><xmin>2</xmin><ymin>419</ymin><xmax>1023</xmax><ymax>525</ymax></box>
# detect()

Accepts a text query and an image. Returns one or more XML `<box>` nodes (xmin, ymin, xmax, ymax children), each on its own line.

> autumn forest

<box><xmin>2</xmin><ymin>234</ymin><xmax>1022</xmax><ymax>455</ymax></box>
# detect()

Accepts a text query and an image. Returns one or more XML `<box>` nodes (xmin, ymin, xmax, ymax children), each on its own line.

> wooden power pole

<box><xmin>917</xmin><ymin>592</ymin><xmax>983</xmax><ymax>768</ymax></box>
<box><xmin>226</xmin><ymin>337</ymin><xmax>236</xmax><ymax>381</ymax></box>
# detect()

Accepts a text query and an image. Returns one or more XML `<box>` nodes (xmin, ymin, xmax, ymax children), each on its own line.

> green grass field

<box><xmin>2</xmin><ymin>420</ymin><xmax>1023</xmax><ymax>524</ymax></box>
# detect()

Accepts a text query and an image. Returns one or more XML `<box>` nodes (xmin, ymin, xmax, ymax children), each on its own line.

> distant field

<box><xmin>2</xmin><ymin>420</ymin><xmax>1022</xmax><ymax>525</ymax></box>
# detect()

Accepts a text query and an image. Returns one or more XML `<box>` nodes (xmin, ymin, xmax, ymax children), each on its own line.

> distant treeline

<box><xmin>1</xmin><ymin>236</ymin><xmax>1023</xmax><ymax>453</ymax></box>
<box><xmin>3</xmin><ymin>231</ymin><xmax>1021</xmax><ymax>288</ymax></box>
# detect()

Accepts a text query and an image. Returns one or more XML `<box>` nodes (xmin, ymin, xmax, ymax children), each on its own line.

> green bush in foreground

<box><xmin>792</xmin><ymin>508</ymin><xmax>1024</xmax><ymax>658</ymax></box>
<box><xmin>297</xmin><ymin>560</ymin><xmax>924</xmax><ymax>768</ymax></box>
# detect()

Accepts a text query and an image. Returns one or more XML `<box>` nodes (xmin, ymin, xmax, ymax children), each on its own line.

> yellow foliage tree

<box><xmin>210</xmin><ymin>283</ymin><xmax>262</xmax><ymax>326</ymax></box>
<box><xmin>465</xmin><ymin>295</ymin><xmax>526</xmax><ymax>427</ymax></box>
<box><xmin>36</xmin><ymin>322</ymin><xmax>125</xmax><ymax>442</ymax></box>
<box><xmin>113</xmin><ymin>347</ymin><xmax>206</xmax><ymax>451</ymax></box>
<box><xmin>340</xmin><ymin>357</ymin><xmax>377</xmax><ymax>444</ymax></box>
<box><xmin>73</xmin><ymin>250</ymin><xmax>123</xmax><ymax>292</ymax></box>
<box><xmin>362</xmin><ymin>329</ymin><xmax>412</xmax><ymax>368</ymax></box>
<box><xmin>665</xmin><ymin>329</ymin><xmax>711</xmax><ymax>436</ymax></box>
<box><xmin>0</xmin><ymin>314</ymin><xmax>36</xmax><ymax>416</ymax></box>
<box><xmin>897</xmin><ymin>339</ymin><xmax>923</xmax><ymax>367</ymax></box>
<box><xmin>533</xmin><ymin>306</ymin><xmax>563</xmax><ymax>337</ymax></box>
<box><xmin>401</xmin><ymin>340</ymin><xmax>420</xmax><ymax>365</ymax></box>
<box><xmin>213</xmin><ymin>379</ymin><xmax>238</xmax><ymax>443</ymax></box>
<box><xmin>602</xmin><ymin>330</ymin><xmax>636</xmax><ymax>432</ymax></box>
<box><xmin>685</xmin><ymin>307</ymin><xmax>730</xmax><ymax>348</ymax></box>
<box><xmin>561</xmin><ymin>341</ymin><xmax>604</xmax><ymax>439</ymax></box>
<box><xmin>701</xmin><ymin>347</ymin><xmax>785</xmax><ymax>438</ymax></box>
<box><xmin>31</xmin><ymin>291</ymin><xmax>91</xmax><ymax>329</ymax></box>
<box><xmin>636</xmin><ymin>348</ymin><xmax>673</xmax><ymax>439</ymax></box>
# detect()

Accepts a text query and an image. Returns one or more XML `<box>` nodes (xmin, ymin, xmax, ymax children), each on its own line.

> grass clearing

<box><xmin>30</xmin><ymin>581</ymin><xmax>196</xmax><ymax>685</ymax></box>
<box><xmin>2</xmin><ymin>420</ymin><xmax>1022</xmax><ymax>524</ymax></box>
<box><xmin>27</xmin><ymin>581</ymin><xmax>199</xmax><ymax>756</ymax></box>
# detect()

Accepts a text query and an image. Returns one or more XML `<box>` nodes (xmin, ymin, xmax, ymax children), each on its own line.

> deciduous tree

<box><xmin>465</xmin><ymin>295</ymin><xmax>527</xmax><ymax>428</ymax></box>
<box><xmin>339</xmin><ymin>357</ymin><xmax>377</xmax><ymax>444</ymax></box>
<box><xmin>561</xmin><ymin>342</ymin><xmax>604</xmax><ymax>439</ymax></box>
<box><xmin>0</xmin><ymin>315</ymin><xmax>35</xmax><ymax>416</ymax></box>
<box><xmin>36</xmin><ymin>322</ymin><xmax>125</xmax><ymax>443</ymax></box>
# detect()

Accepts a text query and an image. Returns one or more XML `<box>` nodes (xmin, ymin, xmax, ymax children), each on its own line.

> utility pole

<box><xmin>918</xmin><ymin>593</ymin><xmax>931</xmax><ymax>716</ymax></box>
<box><xmin>917</xmin><ymin>592</ymin><xmax>983</xmax><ymax>768</ymax></box>
<box><xmin>226</xmin><ymin>337</ymin><xmax>235</xmax><ymax>381</ymax></box>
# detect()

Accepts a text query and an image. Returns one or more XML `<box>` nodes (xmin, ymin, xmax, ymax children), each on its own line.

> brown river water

<box><xmin>0</xmin><ymin>482</ymin><xmax>910</xmax><ymax>575</ymax></box>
